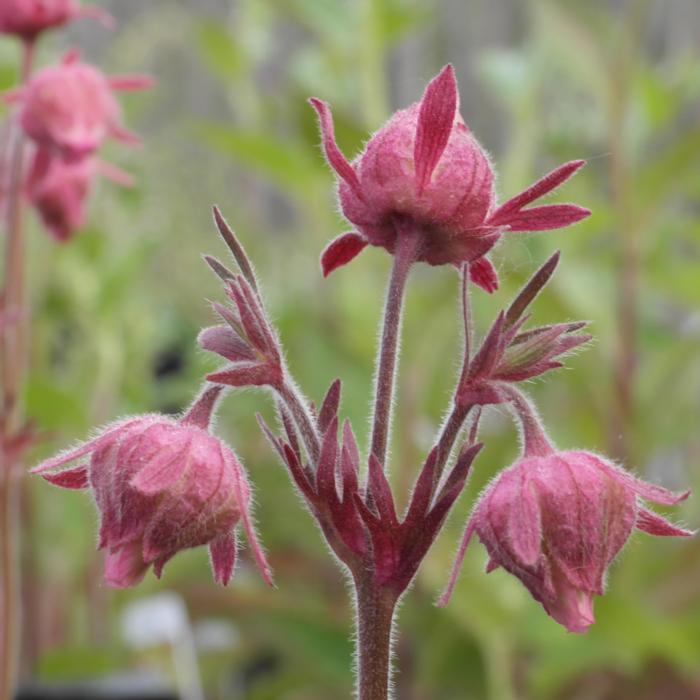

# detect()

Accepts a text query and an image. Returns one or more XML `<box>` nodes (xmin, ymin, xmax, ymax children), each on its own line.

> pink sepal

<box><xmin>469</xmin><ymin>256</ymin><xmax>499</xmax><ymax>293</ymax></box>
<box><xmin>636</xmin><ymin>508</ymin><xmax>694</xmax><ymax>538</ymax></box>
<box><xmin>320</xmin><ymin>232</ymin><xmax>368</xmax><ymax>277</ymax></box>
<box><xmin>309</xmin><ymin>97</ymin><xmax>364</xmax><ymax>200</ymax></box>
<box><xmin>41</xmin><ymin>465</ymin><xmax>89</xmax><ymax>489</ymax></box>
<box><xmin>414</xmin><ymin>64</ymin><xmax>458</xmax><ymax>193</ymax></box>
<box><xmin>496</xmin><ymin>204</ymin><xmax>591</xmax><ymax>232</ymax></box>
<box><xmin>209</xmin><ymin>531</ymin><xmax>238</xmax><ymax>585</ymax></box>
<box><xmin>488</xmin><ymin>160</ymin><xmax>586</xmax><ymax>221</ymax></box>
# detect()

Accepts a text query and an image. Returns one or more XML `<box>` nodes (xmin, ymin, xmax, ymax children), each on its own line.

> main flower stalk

<box><xmin>0</xmin><ymin>38</ymin><xmax>35</xmax><ymax>700</ymax></box>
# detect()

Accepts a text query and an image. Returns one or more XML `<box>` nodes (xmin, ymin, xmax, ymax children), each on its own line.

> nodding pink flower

<box><xmin>0</xmin><ymin>0</ymin><xmax>112</xmax><ymax>41</ymax></box>
<box><xmin>441</xmin><ymin>445</ymin><xmax>693</xmax><ymax>633</ymax></box>
<box><xmin>25</xmin><ymin>146</ymin><xmax>133</xmax><ymax>242</ymax></box>
<box><xmin>7</xmin><ymin>49</ymin><xmax>152</xmax><ymax>160</ymax></box>
<box><xmin>311</xmin><ymin>65</ymin><xmax>590</xmax><ymax>291</ymax></box>
<box><xmin>31</xmin><ymin>388</ymin><xmax>272</xmax><ymax>589</ymax></box>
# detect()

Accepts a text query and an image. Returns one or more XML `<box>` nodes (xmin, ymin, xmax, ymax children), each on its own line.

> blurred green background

<box><xmin>2</xmin><ymin>0</ymin><xmax>699</xmax><ymax>697</ymax></box>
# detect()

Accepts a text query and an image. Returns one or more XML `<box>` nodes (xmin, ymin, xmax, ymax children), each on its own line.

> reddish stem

<box><xmin>1</xmin><ymin>39</ymin><xmax>35</xmax><ymax>700</ymax></box>
<box><xmin>355</xmin><ymin>574</ymin><xmax>398</xmax><ymax>700</ymax></box>
<box><xmin>369</xmin><ymin>225</ymin><xmax>421</xmax><ymax>469</ymax></box>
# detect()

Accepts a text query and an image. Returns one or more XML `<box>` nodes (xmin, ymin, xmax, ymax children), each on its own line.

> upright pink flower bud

<box><xmin>8</xmin><ymin>50</ymin><xmax>152</xmax><ymax>160</ymax></box>
<box><xmin>311</xmin><ymin>65</ymin><xmax>590</xmax><ymax>291</ymax></box>
<box><xmin>32</xmin><ymin>388</ymin><xmax>272</xmax><ymax>588</ymax></box>
<box><xmin>441</xmin><ymin>444</ymin><xmax>692</xmax><ymax>633</ymax></box>
<box><xmin>0</xmin><ymin>0</ymin><xmax>111</xmax><ymax>41</ymax></box>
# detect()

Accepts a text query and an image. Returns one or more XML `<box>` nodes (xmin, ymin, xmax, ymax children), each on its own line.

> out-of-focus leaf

<box><xmin>195</xmin><ymin>121</ymin><xmax>322</xmax><ymax>194</ymax></box>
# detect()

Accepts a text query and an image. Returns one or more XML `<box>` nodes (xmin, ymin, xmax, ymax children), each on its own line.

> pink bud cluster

<box><xmin>32</xmin><ymin>388</ymin><xmax>272</xmax><ymax>588</ymax></box>
<box><xmin>2</xmin><ymin>20</ymin><xmax>152</xmax><ymax>240</ymax></box>
<box><xmin>0</xmin><ymin>0</ymin><xmax>111</xmax><ymax>42</ymax></box>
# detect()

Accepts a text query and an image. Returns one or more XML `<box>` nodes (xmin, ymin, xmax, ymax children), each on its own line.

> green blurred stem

<box><xmin>1</xmin><ymin>38</ymin><xmax>35</xmax><ymax>700</ymax></box>
<box><xmin>369</xmin><ymin>226</ymin><xmax>420</xmax><ymax>470</ymax></box>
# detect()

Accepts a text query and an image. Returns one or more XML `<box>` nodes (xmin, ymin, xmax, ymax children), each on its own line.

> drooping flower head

<box><xmin>0</xmin><ymin>0</ymin><xmax>111</xmax><ymax>41</ymax></box>
<box><xmin>25</xmin><ymin>146</ymin><xmax>134</xmax><ymax>241</ymax></box>
<box><xmin>32</xmin><ymin>387</ymin><xmax>272</xmax><ymax>588</ymax></box>
<box><xmin>440</xmin><ymin>409</ymin><xmax>693</xmax><ymax>633</ymax></box>
<box><xmin>7</xmin><ymin>49</ymin><xmax>152</xmax><ymax>160</ymax></box>
<box><xmin>311</xmin><ymin>65</ymin><xmax>591</xmax><ymax>291</ymax></box>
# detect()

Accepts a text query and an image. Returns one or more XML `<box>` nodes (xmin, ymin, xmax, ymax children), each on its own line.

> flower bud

<box><xmin>32</xmin><ymin>388</ymin><xmax>272</xmax><ymax>588</ymax></box>
<box><xmin>311</xmin><ymin>65</ymin><xmax>590</xmax><ymax>290</ymax></box>
<box><xmin>0</xmin><ymin>0</ymin><xmax>111</xmax><ymax>41</ymax></box>
<box><xmin>441</xmin><ymin>449</ymin><xmax>692</xmax><ymax>633</ymax></box>
<box><xmin>26</xmin><ymin>147</ymin><xmax>133</xmax><ymax>241</ymax></box>
<box><xmin>9</xmin><ymin>50</ymin><xmax>152</xmax><ymax>160</ymax></box>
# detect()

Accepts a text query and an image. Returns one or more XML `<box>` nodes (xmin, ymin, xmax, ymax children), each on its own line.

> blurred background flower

<box><xmin>2</xmin><ymin>0</ymin><xmax>699</xmax><ymax>698</ymax></box>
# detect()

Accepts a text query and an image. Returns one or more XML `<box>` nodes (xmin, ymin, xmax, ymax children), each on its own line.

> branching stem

<box><xmin>369</xmin><ymin>225</ymin><xmax>421</xmax><ymax>468</ymax></box>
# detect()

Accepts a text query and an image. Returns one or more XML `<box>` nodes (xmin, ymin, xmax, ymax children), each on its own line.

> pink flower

<box><xmin>311</xmin><ymin>65</ymin><xmax>590</xmax><ymax>291</ymax></box>
<box><xmin>441</xmin><ymin>448</ymin><xmax>693</xmax><ymax>633</ymax></box>
<box><xmin>31</xmin><ymin>388</ymin><xmax>272</xmax><ymax>588</ymax></box>
<box><xmin>0</xmin><ymin>0</ymin><xmax>111</xmax><ymax>41</ymax></box>
<box><xmin>25</xmin><ymin>146</ymin><xmax>133</xmax><ymax>241</ymax></box>
<box><xmin>8</xmin><ymin>49</ymin><xmax>152</xmax><ymax>160</ymax></box>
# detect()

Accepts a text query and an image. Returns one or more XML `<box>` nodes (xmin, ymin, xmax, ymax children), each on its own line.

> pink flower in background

<box><xmin>441</xmin><ymin>448</ymin><xmax>693</xmax><ymax>633</ymax></box>
<box><xmin>31</xmin><ymin>388</ymin><xmax>272</xmax><ymax>588</ymax></box>
<box><xmin>311</xmin><ymin>65</ymin><xmax>590</xmax><ymax>290</ymax></box>
<box><xmin>26</xmin><ymin>146</ymin><xmax>133</xmax><ymax>241</ymax></box>
<box><xmin>0</xmin><ymin>0</ymin><xmax>111</xmax><ymax>41</ymax></box>
<box><xmin>7</xmin><ymin>49</ymin><xmax>152</xmax><ymax>160</ymax></box>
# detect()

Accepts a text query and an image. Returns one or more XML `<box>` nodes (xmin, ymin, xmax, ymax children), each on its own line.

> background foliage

<box><xmin>2</xmin><ymin>0</ymin><xmax>699</xmax><ymax>698</ymax></box>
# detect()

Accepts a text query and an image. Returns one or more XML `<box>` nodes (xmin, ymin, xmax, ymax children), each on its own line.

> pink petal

<box><xmin>108</xmin><ymin>75</ymin><xmax>155</xmax><ymax>92</ymax></box>
<box><xmin>31</xmin><ymin>420</ymin><xmax>135</xmax><ymax>474</ymax></box>
<box><xmin>485</xmin><ymin>557</ymin><xmax>500</xmax><ymax>573</ymax></box>
<box><xmin>110</xmin><ymin>124</ymin><xmax>142</xmax><ymax>147</ymax></box>
<box><xmin>320</xmin><ymin>232</ymin><xmax>368</xmax><ymax>277</ymax></box>
<box><xmin>104</xmin><ymin>543</ymin><xmax>149</xmax><ymax>588</ymax></box>
<box><xmin>197</xmin><ymin>325</ymin><xmax>255</xmax><ymax>362</ymax></box>
<box><xmin>488</xmin><ymin>160</ymin><xmax>586</xmax><ymax>221</ymax></box>
<box><xmin>615</xmin><ymin>469</ymin><xmax>690</xmax><ymax>506</ymax></box>
<box><xmin>207</xmin><ymin>363</ymin><xmax>279</xmax><ymax>387</ymax></box>
<box><xmin>41</xmin><ymin>465</ymin><xmax>89</xmax><ymax>490</ymax></box>
<box><xmin>414</xmin><ymin>64</ymin><xmax>458</xmax><ymax>194</ymax></box>
<box><xmin>95</xmin><ymin>160</ymin><xmax>134</xmax><ymax>187</ymax></box>
<box><xmin>636</xmin><ymin>507</ymin><xmax>694</xmax><ymax>537</ymax></box>
<box><xmin>129</xmin><ymin>437</ymin><xmax>191</xmax><ymax>495</ymax></box>
<box><xmin>181</xmin><ymin>386</ymin><xmax>224</xmax><ymax>430</ymax></box>
<box><xmin>308</xmin><ymin>98</ymin><xmax>364</xmax><ymax>200</ymax></box>
<box><xmin>469</xmin><ymin>256</ymin><xmax>499</xmax><ymax>293</ymax></box>
<box><xmin>495</xmin><ymin>204</ymin><xmax>591</xmax><ymax>232</ymax></box>
<box><xmin>224</xmin><ymin>448</ymin><xmax>273</xmax><ymax>586</ymax></box>
<box><xmin>209</xmin><ymin>531</ymin><xmax>238</xmax><ymax>585</ymax></box>
<box><xmin>62</xmin><ymin>48</ymin><xmax>81</xmax><ymax>65</ymax></box>
<box><xmin>437</xmin><ymin>518</ymin><xmax>476</xmax><ymax>606</ymax></box>
<box><xmin>507</xmin><ymin>471</ymin><xmax>541</xmax><ymax>566</ymax></box>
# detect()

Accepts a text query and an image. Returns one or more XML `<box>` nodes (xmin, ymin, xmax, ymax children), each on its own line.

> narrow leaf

<box><xmin>505</xmin><ymin>251</ymin><xmax>560</xmax><ymax>328</ymax></box>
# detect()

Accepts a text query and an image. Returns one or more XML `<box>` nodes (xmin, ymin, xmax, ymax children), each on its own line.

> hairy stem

<box><xmin>355</xmin><ymin>576</ymin><xmax>398</xmax><ymax>700</ymax></box>
<box><xmin>1</xmin><ymin>39</ymin><xmax>35</xmax><ymax>700</ymax></box>
<box><xmin>430</xmin><ymin>265</ymin><xmax>474</xmax><ymax>493</ymax></box>
<box><xmin>277</xmin><ymin>380</ymin><xmax>321</xmax><ymax>464</ymax></box>
<box><xmin>369</xmin><ymin>226</ymin><xmax>420</xmax><ymax>468</ymax></box>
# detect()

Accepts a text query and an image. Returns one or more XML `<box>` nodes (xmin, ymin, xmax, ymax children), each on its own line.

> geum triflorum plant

<box><xmin>34</xmin><ymin>65</ymin><xmax>693</xmax><ymax>700</ymax></box>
